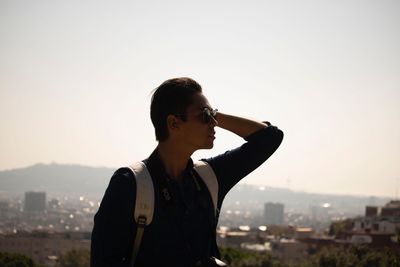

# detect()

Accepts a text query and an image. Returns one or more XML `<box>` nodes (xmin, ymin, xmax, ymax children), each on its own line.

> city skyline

<box><xmin>1</xmin><ymin>0</ymin><xmax>399</xmax><ymax>197</ymax></box>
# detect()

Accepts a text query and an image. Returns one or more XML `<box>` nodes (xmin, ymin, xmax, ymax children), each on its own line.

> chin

<box><xmin>197</xmin><ymin>143</ymin><xmax>214</xmax><ymax>150</ymax></box>
<box><xmin>205</xmin><ymin>141</ymin><xmax>214</xmax><ymax>149</ymax></box>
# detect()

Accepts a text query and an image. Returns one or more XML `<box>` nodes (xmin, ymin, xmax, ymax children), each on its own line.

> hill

<box><xmin>0</xmin><ymin>163</ymin><xmax>114</xmax><ymax>197</ymax></box>
<box><xmin>0</xmin><ymin>163</ymin><xmax>391</xmax><ymax>215</ymax></box>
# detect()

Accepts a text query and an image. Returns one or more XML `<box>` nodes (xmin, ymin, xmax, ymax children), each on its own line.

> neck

<box><xmin>157</xmin><ymin>140</ymin><xmax>193</xmax><ymax>182</ymax></box>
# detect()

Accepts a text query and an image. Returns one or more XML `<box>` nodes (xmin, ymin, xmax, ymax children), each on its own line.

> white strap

<box><xmin>130</xmin><ymin>224</ymin><xmax>145</xmax><ymax>266</ymax></box>
<box><xmin>128</xmin><ymin>162</ymin><xmax>154</xmax><ymax>225</ymax></box>
<box><xmin>194</xmin><ymin>161</ymin><xmax>219</xmax><ymax>216</ymax></box>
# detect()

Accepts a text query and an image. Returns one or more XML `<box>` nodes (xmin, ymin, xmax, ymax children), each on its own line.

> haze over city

<box><xmin>1</xmin><ymin>0</ymin><xmax>399</xmax><ymax>198</ymax></box>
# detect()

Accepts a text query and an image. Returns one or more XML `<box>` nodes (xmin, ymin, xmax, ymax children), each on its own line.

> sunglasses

<box><xmin>175</xmin><ymin>107</ymin><xmax>218</xmax><ymax>124</ymax></box>
<box><xmin>200</xmin><ymin>107</ymin><xmax>218</xmax><ymax>124</ymax></box>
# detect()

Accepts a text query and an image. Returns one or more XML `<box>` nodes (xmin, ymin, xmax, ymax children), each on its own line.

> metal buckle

<box><xmin>137</xmin><ymin>215</ymin><xmax>147</xmax><ymax>226</ymax></box>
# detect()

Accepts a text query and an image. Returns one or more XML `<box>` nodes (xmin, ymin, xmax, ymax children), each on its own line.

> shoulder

<box><xmin>105</xmin><ymin>167</ymin><xmax>136</xmax><ymax>197</ymax></box>
<box><xmin>110</xmin><ymin>167</ymin><xmax>135</xmax><ymax>183</ymax></box>
<box><xmin>95</xmin><ymin>167</ymin><xmax>137</xmax><ymax>216</ymax></box>
<box><xmin>113</xmin><ymin>167</ymin><xmax>134</xmax><ymax>178</ymax></box>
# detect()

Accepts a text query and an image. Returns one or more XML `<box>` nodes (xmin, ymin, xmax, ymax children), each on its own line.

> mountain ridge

<box><xmin>0</xmin><ymin>163</ymin><xmax>391</xmax><ymax>215</ymax></box>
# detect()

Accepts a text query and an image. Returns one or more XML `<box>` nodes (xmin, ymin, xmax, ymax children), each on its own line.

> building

<box><xmin>366</xmin><ymin>200</ymin><xmax>400</xmax><ymax>218</ymax></box>
<box><xmin>336</xmin><ymin>200</ymin><xmax>400</xmax><ymax>249</ymax></box>
<box><xmin>0</xmin><ymin>231</ymin><xmax>90</xmax><ymax>266</ymax></box>
<box><xmin>24</xmin><ymin>192</ymin><xmax>46</xmax><ymax>213</ymax></box>
<box><xmin>0</xmin><ymin>200</ymin><xmax>10</xmax><ymax>217</ymax></box>
<box><xmin>264</xmin><ymin>202</ymin><xmax>284</xmax><ymax>225</ymax></box>
<box><xmin>381</xmin><ymin>200</ymin><xmax>400</xmax><ymax>217</ymax></box>
<box><xmin>365</xmin><ymin>206</ymin><xmax>379</xmax><ymax>217</ymax></box>
<box><xmin>294</xmin><ymin>227</ymin><xmax>314</xmax><ymax>240</ymax></box>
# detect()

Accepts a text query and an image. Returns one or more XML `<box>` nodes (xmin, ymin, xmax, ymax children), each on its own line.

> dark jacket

<box><xmin>91</xmin><ymin>124</ymin><xmax>283</xmax><ymax>267</ymax></box>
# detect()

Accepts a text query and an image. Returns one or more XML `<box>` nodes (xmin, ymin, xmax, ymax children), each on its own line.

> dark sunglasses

<box><xmin>175</xmin><ymin>107</ymin><xmax>218</xmax><ymax>124</ymax></box>
<box><xmin>201</xmin><ymin>107</ymin><xmax>218</xmax><ymax>124</ymax></box>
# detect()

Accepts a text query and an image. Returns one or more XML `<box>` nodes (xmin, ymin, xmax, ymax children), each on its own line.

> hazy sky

<box><xmin>1</xmin><ymin>0</ymin><xmax>399</xmax><ymax>197</ymax></box>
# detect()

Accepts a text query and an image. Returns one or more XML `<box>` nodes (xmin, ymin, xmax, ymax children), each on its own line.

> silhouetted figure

<box><xmin>90</xmin><ymin>77</ymin><xmax>283</xmax><ymax>267</ymax></box>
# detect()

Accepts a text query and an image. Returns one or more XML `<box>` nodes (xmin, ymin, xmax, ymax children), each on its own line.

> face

<box><xmin>176</xmin><ymin>93</ymin><xmax>217</xmax><ymax>151</ymax></box>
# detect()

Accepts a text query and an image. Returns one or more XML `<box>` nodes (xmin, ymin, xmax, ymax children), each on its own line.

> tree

<box><xmin>219</xmin><ymin>247</ymin><xmax>281</xmax><ymax>267</ymax></box>
<box><xmin>306</xmin><ymin>245</ymin><xmax>400</xmax><ymax>267</ymax></box>
<box><xmin>58</xmin><ymin>249</ymin><xmax>90</xmax><ymax>267</ymax></box>
<box><xmin>383</xmin><ymin>247</ymin><xmax>400</xmax><ymax>267</ymax></box>
<box><xmin>328</xmin><ymin>219</ymin><xmax>352</xmax><ymax>238</ymax></box>
<box><xmin>0</xmin><ymin>252</ymin><xmax>43</xmax><ymax>267</ymax></box>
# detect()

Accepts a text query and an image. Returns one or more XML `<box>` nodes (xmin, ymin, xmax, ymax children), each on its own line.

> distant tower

<box><xmin>24</xmin><ymin>191</ymin><xmax>46</xmax><ymax>212</ymax></box>
<box><xmin>264</xmin><ymin>202</ymin><xmax>284</xmax><ymax>225</ymax></box>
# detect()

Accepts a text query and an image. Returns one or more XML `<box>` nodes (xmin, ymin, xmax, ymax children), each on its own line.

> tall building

<box><xmin>24</xmin><ymin>191</ymin><xmax>46</xmax><ymax>212</ymax></box>
<box><xmin>264</xmin><ymin>202</ymin><xmax>284</xmax><ymax>225</ymax></box>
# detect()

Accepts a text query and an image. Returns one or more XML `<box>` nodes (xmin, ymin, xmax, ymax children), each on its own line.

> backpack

<box><xmin>127</xmin><ymin>160</ymin><xmax>219</xmax><ymax>267</ymax></box>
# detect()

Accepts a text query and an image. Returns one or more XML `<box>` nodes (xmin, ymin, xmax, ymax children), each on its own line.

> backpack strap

<box><xmin>193</xmin><ymin>160</ymin><xmax>219</xmax><ymax>217</ymax></box>
<box><xmin>127</xmin><ymin>161</ymin><xmax>155</xmax><ymax>267</ymax></box>
<box><xmin>126</xmin><ymin>160</ymin><xmax>218</xmax><ymax>266</ymax></box>
<box><xmin>193</xmin><ymin>160</ymin><xmax>220</xmax><ymax>257</ymax></box>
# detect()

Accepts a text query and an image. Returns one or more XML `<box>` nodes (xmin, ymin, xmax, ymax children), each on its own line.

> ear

<box><xmin>166</xmin><ymin>115</ymin><xmax>180</xmax><ymax>132</ymax></box>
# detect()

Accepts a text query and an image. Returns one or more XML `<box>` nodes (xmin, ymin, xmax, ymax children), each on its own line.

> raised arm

<box><xmin>204</xmin><ymin>112</ymin><xmax>284</xmax><ymax>205</ymax></box>
<box><xmin>216</xmin><ymin>112</ymin><xmax>268</xmax><ymax>138</ymax></box>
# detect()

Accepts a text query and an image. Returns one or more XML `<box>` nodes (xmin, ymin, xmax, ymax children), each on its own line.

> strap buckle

<box><xmin>137</xmin><ymin>215</ymin><xmax>147</xmax><ymax>226</ymax></box>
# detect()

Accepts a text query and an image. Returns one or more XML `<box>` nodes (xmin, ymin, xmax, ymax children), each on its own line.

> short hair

<box><xmin>150</xmin><ymin>77</ymin><xmax>202</xmax><ymax>141</ymax></box>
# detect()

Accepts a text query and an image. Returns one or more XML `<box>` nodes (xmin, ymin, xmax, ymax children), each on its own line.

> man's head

<box><xmin>151</xmin><ymin>77</ymin><xmax>203</xmax><ymax>142</ymax></box>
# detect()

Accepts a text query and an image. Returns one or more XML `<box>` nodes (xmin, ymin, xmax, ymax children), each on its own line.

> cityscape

<box><xmin>0</xmin><ymin>180</ymin><xmax>398</xmax><ymax>266</ymax></box>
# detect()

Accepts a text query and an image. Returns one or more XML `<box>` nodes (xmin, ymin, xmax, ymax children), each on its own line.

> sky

<box><xmin>0</xmin><ymin>0</ymin><xmax>399</xmax><ymax>198</ymax></box>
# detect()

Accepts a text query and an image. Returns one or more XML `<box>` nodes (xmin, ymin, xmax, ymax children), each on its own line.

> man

<box><xmin>91</xmin><ymin>77</ymin><xmax>284</xmax><ymax>267</ymax></box>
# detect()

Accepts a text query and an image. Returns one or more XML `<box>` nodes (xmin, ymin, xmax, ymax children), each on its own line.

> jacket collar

<box><xmin>145</xmin><ymin>148</ymin><xmax>194</xmax><ymax>183</ymax></box>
